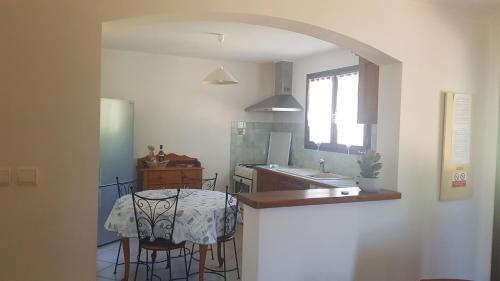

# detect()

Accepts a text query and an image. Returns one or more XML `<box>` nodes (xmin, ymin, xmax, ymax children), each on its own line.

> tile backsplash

<box><xmin>230</xmin><ymin>121</ymin><xmax>363</xmax><ymax>178</ymax></box>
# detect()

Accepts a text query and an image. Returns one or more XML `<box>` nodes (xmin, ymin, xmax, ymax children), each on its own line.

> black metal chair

<box><xmin>131</xmin><ymin>188</ymin><xmax>188</xmax><ymax>281</ymax></box>
<box><xmin>113</xmin><ymin>177</ymin><xmax>136</xmax><ymax>274</ymax></box>
<box><xmin>182</xmin><ymin>173</ymin><xmax>218</xmax><ymax>191</ymax></box>
<box><xmin>219</xmin><ymin>185</ymin><xmax>241</xmax><ymax>280</ymax></box>
<box><xmin>189</xmin><ymin>185</ymin><xmax>240</xmax><ymax>280</ymax></box>
<box><xmin>180</xmin><ymin>173</ymin><xmax>218</xmax><ymax>260</ymax></box>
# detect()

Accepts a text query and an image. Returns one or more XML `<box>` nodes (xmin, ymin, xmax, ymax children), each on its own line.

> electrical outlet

<box><xmin>0</xmin><ymin>168</ymin><xmax>11</xmax><ymax>186</ymax></box>
<box><xmin>16</xmin><ymin>167</ymin><xmax>38</xmax><ymax>186</ymax></box>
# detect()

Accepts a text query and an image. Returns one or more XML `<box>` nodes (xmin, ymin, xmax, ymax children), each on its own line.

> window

<box><xmin>305</xmin><ymin>66</ymin><xmax>371</xmax><ymax>154</ymax></box>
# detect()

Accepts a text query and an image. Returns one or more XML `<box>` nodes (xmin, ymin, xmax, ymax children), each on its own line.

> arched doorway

<box><xmin>98</xmin><ymin>10</ymin><xmax>403</xmax><ymax>281</ymax></box>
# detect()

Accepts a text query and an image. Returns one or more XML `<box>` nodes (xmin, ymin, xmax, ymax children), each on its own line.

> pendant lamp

<box><xmin>202</xmin><ymin>34</ymin><xmax>239</xmax><ymax>85</ymax></box>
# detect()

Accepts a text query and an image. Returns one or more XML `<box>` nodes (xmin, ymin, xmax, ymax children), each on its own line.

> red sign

<box><xmin>452</xmin><ymin>171</ymin><xmax>467</xmax><ymax>188</ymax></box>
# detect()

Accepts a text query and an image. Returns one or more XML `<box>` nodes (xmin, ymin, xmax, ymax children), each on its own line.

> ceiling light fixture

<box><xmin>202</xmin><ymin>33</ymin><xmax>239</xmax><ymax>85</ymax></box>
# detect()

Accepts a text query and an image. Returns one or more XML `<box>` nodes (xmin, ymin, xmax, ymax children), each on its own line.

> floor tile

<box><xmin>97</xmin><ymin>248</ymin><xmax>121</xmax><ymax>263</ymax></box>
<box><xmin>97</xmin><ymin>260</ymin><xmax>114</xmax><ymax>272</ymax></box>
<box><xmin>96</xmin><ymin>277</ymin><xmax>114</xmax><ymax>281</ymax></box>
<box><xmin>97</xmin><ymin>224</ymin><xmax>243</xmax><ymax>281</ymax></box>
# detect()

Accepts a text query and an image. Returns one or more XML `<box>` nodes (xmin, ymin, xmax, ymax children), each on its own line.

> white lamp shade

<box><xmin>202</xmin><ymin>66</ymin><xmax>239</xmax><ymax>85</ymax></box>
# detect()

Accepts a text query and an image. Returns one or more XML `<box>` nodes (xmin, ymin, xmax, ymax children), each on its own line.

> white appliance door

<box><xmin>267</xmin><ymin>132</ymin><xmax>292</xmax><ymax>166</ymax></box>
<box><xmin>97</xmin><ymin>98</ymin><xmax>135</xmax><ymax>246</ymax></box>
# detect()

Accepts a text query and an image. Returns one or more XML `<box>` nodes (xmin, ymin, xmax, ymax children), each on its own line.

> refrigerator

<box><xmin>97</xmin><ymin>98</ymin><xmax>135</xmax><ymax>246</ymax></box>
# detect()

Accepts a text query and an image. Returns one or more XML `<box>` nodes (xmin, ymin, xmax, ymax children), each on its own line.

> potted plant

<box><xmin>357</xmin><ymin>150</ymin><xmax>382</xmax><ymax>192</ymax></box>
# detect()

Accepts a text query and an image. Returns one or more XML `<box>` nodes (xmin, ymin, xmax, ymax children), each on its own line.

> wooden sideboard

<box><xmin>137</xmin><ymin>153</ymin><xmax>203</xmax><ymax>190</ymax></box>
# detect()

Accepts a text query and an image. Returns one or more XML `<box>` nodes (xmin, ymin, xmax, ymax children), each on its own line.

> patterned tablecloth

<box><xmin>105</xmin><ymin>189</ymin><xmax>236</xmax><ymax>245</ymax></box>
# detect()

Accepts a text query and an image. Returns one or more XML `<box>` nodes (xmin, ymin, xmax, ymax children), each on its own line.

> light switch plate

<box><xmin>0</xmin><ymin>168</ymin><xmax>11</xmax><ymax>186</ymax></box>
<box><xmin>16</xmin><ymin>167</ymin><xmax>38</xmax><ymax>186</ymax></box>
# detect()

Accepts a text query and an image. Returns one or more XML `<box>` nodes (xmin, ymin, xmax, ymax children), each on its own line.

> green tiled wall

<box><xmin>230</xmin><ymin>121</ymin><xmax>367</xmax><ymax>179</ymax></box>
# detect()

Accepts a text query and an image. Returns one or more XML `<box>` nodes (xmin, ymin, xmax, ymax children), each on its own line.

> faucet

<box><xmin>319</xmin><ymin>158</ymin><xmax>326</xmax><ymax>173</ymax></box>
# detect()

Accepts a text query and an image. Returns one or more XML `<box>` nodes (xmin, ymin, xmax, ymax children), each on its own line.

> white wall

<box><xmin>1</xmin><ymin>1</ymin><xmax>498</xmax><ymax>281</ymax></box>
<box><xmin>416</xmin><ymin>13</ymin><xmax>494</xmax><ymax>281</ymax></box>
<box><xmin>490</xmin><ymin>12</ymin><xmax>500</xmax><ymax>279</ymax></box>
<box><xmin>242</xmin><ymin>201</ymin><xmax>416</xmax><ymax>281</ymax></box>
<box><xmin>1</xmin><ymin>2</ymin><xmax>101</xmax><ymax>280</ymax></box>
<box><xmin>101</xmin><ymin>49</ymin><xmax>274</xmax><ymax>187</ymax></box>
<box><xmin>376</xmin><ymin>63</ymin><xmax>402</xmax><ymax>191</ymax></box>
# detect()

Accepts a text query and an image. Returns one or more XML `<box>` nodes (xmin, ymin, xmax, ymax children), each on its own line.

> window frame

<box><xmin>304</xmin><ymin>65</ymin><xmax>371</xmax><ymax>155</ymax></box>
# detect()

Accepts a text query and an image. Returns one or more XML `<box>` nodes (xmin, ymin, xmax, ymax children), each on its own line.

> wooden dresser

<box><xmin>137</xmin><ymin>153</ymin><xmax>203</xmax><ymax>190</ymax></box>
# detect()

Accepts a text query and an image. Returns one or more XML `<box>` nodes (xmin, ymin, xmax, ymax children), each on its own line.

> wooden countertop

<box><xmin>237</xmin><ymin>188</ymin><xmax>402</xmax><ymax>209</ymax></box>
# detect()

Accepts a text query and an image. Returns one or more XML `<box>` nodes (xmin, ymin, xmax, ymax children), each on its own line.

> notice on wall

<box><xmin>451</xmin><ymin>94</ymin><xmax>471</xmax><ymax>165</ymax></box>
<box><xmin>440</xmin><ymin>92</ymin><xmax>472</xmax><ymax>201</ymax></box>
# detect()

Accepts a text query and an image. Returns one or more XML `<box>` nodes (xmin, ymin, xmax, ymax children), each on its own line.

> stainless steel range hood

<box><xmin>245</xmin><ymin>61</ymin><xmax>303</xmax><ymax>112</ymax></box>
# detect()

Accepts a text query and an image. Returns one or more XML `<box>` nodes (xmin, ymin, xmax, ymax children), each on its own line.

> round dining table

<box><xmin>105</xmin><ymin>189</ymin><xmax>234</xmax><ymax>281</ymax></box>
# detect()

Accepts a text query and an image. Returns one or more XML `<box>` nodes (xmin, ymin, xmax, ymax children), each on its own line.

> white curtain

<box><xmin>307</xmin><ymin>77</ymin><xmax>333</xmax><ymax>144</ymax></box>
<box><xmin>336</xmin><ymin>73</ymin><xmax>364</xmax><ymax>146</ymax></box>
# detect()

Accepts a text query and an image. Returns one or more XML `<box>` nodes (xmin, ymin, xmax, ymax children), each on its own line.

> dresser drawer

<box><xmin>145</xmin><ymin>170</ymin><xmax>181</xmax><ymax>185</ymax></box>
<box><xmin>145</xmin><ymin>184</ymin><xmax>180</xmax><ymax>190</ymax></box>
<box><xmin>140</xmin><ymin>167</ymin><xmax>203</xmax><ymax>190</ymax></box>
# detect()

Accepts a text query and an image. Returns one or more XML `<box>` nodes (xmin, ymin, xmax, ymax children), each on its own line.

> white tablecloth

<box><xmin>105</xmin><ymin>189</ymin><xmax>235</xmax><ymax>244</ymax></box>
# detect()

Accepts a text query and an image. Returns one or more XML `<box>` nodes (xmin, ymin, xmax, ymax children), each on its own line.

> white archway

<box><xmin>100</xmin><ymin>10</ymin><xmax>404</xmax><ymax>281</ymax></box>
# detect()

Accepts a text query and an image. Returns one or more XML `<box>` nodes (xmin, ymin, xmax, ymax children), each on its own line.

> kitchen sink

<box><xmin>275</xmin><ymin>168</ymin><xmax>318</xmax><ymax>177</ymax></box>
<box><xmin>275</xmin><ymin>168</ymin><xmax>351</xmax><ymax>180</ymax></box>
<box><xmin>309</xmin><ymin>172</ymin><xmax>350</xmax><ymax>180</ymax></box>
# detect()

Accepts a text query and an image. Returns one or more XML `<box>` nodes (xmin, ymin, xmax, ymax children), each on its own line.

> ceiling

<box><xmin>448</xmin><ymin>0</ymin><xmax>500</xmax><ymax>5</ymax></box>
<box><xmin>102</xmin><ymin>20</ymin><xmax>338</xmax><ymax>63</ymax></box>
<box><xmin>429</xmin><ymin>0</ymin><xmax>500</xmax><ymax>12</ymax></box>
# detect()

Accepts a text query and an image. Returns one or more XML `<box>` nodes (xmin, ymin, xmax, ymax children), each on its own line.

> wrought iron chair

<box><xmin>218</xmin><ymin>185</ymin><xmax>241</xmax><ymax>280</ymax></box>
<box><xmin>182</xmin><ymin>172</ymin><xmax>218</xmax><ymax>191</ymax></box>
<box><xmin>113</xmin><ymin>177</ymin><xmax>136</xmax><ymax>274</ymax></box>
<box><xmin>189</xmin><ymin>185</ymin><xmax>240</xmax><ymax>280</ymax></box>
<box><xmin>131</xmin><ymin>188</ymin><xmax>188</xmax><ymax>281</ymax></box>
<box><xmin>180</xmin><ymin>173</ymin><xmax>218</xmax><ymax>259</ymax></box>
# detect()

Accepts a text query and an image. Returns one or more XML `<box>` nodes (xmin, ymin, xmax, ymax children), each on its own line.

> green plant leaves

<box><xmin>357</xmin><ymin>150</ymin><xmax>382</xmax><ymax>178</ymax></box>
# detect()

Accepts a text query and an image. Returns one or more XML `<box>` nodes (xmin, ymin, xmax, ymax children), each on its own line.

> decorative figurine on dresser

<box><xmin>137</xmin><ymin>145</ymin><xmax>203</xmax><ymax>190</ymax></box>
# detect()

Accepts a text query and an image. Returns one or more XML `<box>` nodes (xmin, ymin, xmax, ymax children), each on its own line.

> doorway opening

<box><xmin>96</xmin><ymin>13</ymin><xmax>402</xmax><ymax>281</ymax></box>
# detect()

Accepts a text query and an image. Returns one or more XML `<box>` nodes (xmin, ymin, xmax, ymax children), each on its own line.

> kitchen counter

<box><xmin>237</xmin><ymin>187</ymin><xmax>401</xmax><ymax>209</ymax></box>
<box><xmin>255</xmin><ymin>165</ymin><xmax>358</xmax><ymax>192</ymax></box>
<box><xmin>248</xmin><ymin>166</ymin><xmax>401</xmax><ymax>208</ymax></box>
<box><xmin>239</xmin><ymin>180</ymin><xmax>402</xmax><ymax>281</ymax></box>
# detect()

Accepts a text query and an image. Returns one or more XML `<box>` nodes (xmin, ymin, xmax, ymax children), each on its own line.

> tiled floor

<box><xmin>97</xmin><ymin>225</ymin><xmax>243</xmax><ymax>281</ymax></box>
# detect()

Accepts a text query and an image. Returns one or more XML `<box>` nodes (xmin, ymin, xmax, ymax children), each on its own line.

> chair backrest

<box><xmin>223</xmin><ymin>185</ymin><xmax>239</xmax><ymax>237</ymax></box>
<box><xmin>131</xmin><ymin>189</ymin><xmax>180</xmax><ymax>242</ymax></box>
<box><xmin>182</xmin><ymin>172</ymin><xmax>218</xmax><ymax>191</ymax></box>
<box><xmin>115</xmin><ymin>177</ymin><xmax>135</xmax><ymax>197</ymax></box>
